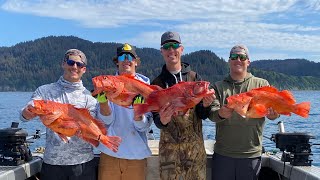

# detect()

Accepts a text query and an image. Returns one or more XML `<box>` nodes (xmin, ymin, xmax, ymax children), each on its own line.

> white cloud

<box><xmin>1</xmin><ymin>0</ymin><xmax>299</xmax><ymax>27</ymax></box>
<box><xmin>2</xmin><ymin>0</ymin><xmax>320</xmax><ymax>61</ymax></box>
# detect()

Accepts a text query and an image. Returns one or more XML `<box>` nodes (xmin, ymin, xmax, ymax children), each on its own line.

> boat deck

<box><xmin>0</xmin><ymin>155</ymin><xmax>42</xmax><ymax>180</ymax></box>
<box><xmin>1</xmin><ymin>140</ymin><xmax>320</xmax><ymax>180</ymax></box>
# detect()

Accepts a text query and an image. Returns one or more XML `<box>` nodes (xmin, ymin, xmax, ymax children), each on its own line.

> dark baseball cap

<box><xmin>161</xmin><ymin>31</ymin><xmax>181</xmax><ymax>45</ymax></box>
<box><xmin>116</xmin><ymin>43</ymin><xmax>138</xmax><ymax>58</ymax></box>
<box><xmin>64</xmin><ymin>49</ymin><xmax>87</xmax><ymax>65</ymax></box>
<box><xmin>230</xmin><ymin>45</ymin><xmax>249</xmax><ymax>59</ymax></box>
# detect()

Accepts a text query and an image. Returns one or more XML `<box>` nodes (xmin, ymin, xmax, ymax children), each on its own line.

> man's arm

<box><xmin>152</xmin><ymin>101</ymin><xmax>177</xmax><ymax>129</ymax></box>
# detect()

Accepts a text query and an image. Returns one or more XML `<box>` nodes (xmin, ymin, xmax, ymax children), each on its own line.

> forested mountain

<box><xmin>251</xmin><ymin>59</ymin><xmax>320</xmax><ymax>77</ymax></box>
<box><xmin>0</xmin><ymin>36</ymin><xmax>320</xmax><ymax>91</ymax></box>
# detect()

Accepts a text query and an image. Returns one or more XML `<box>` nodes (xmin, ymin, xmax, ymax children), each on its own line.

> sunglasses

<box><xmin>229</xmin><ymin>54</ymin><xmax>248</xmax><ymax>61</ymax></box>
<box><xmin>161</xmin><ymin>42</ymin><xmax>181</xmax><ymax>50</ymax></box>
<box><xmin>65</xmin><ymin>59</ymin><xmax>85</xmax><ymax>68</ymax></box>
<box><xmin>117</xmin><ymin>53</ymin><xmax>135</xmax><ymax>61</ymax></box>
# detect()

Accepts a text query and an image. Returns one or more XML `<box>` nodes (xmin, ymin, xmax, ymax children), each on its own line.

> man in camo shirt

<box><xmin>20</xmin><ymin>49</ymin><xmax>110</xmax><ymax>180</ymax></box>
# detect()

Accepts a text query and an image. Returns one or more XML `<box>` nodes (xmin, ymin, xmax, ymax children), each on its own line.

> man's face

<box><xmin>116</xmin><ymin>53</ymin><xmax>138</xmax><ymax>75</ymax></box>
<box><xmin>228</xmin><ymin>53</ymin><xmax>250</xmax><ymax>75</ymax></box>
<box><xmin>160</xmin><ymin>42</ymin><xmax>184</xmax><ymax>66</ymax></box>
<box><xmin>62</xmin><ymin>55</ymin><xmax>86</xmax><ymax>82</ymax></box>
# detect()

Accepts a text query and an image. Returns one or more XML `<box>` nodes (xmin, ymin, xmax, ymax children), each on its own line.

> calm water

<box><xmin>1</xmin><ymin>91</ymin><xmax>320</xmax><ymax>166</ymax></box>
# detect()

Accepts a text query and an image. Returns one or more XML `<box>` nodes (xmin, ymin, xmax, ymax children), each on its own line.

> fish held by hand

<box><xmin>92</xmin><ymin>74</ymin><xmax>162</xmax><ymax>107</ymax></box>
<box><xmin>28</xmin><ymin>100</ymin><xmax>122</xmax><ymax>152</ymax></box>
<box><xmin>226</xmin><ymin>86</ymin><xmax>310</xmax><ymax>118</ymax></box>
<box><xmin>133</xmin><ymin>81</ymin><xmax>214</xmax><ymax>117</ymax></box>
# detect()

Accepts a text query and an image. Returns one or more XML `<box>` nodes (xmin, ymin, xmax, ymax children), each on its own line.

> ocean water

<box><xmin>0</xmin><ymin>91</ymin><xmax>320</xmax><ymax>166</ymax></box>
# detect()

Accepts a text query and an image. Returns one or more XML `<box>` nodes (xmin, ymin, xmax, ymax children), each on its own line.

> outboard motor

<box><xmin>0</xmin><ymin>122</ymin><xmax>32</xmax><ymax>166</ymax></box>
<box><xmin>271</xmin><ymin>121</ymin><xmax>315</xmax><ymax>166</ymax></box>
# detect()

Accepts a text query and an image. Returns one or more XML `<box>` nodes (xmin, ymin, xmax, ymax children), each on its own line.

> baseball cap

<box><xmin>64</xmin><ymin>49</ymin><xmax>87</xmax><ymax>65</ymax></box>
<box><xmin>230</xmin><ymin>45</ymin><xmax>249</xmax><ymax>59</ymax></box>
<box><xmin>117</xmin><ymin>43</ymin><xmax>138</xmax><ymax>58</ymax></box>
<box><xmin>161</xmin><ymin>31</ymin><xmax>181</xmax><ymax>45</ymax></box>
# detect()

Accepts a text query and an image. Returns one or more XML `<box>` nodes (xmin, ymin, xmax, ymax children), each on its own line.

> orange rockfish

<box><xmin>28</xmin><ymin>100</ymin><xmax>122</xmax><ymax>152</ymax></box>
<box><xmin>92</xmin><ymin>74</ymin><xmax>161</xmax><ymax>107</ymax></box>
<box><xmin>226</xmin><ymin>93</ymin><xmax>253</xmax><ymax>117</ymax></box>
<box><xmin>226</xmin><ymin>86</ymin><xmax>310</xmax><ymax>118</ymax></box>
<box><xmin>133</xmin><ymin>81</ymin><xmax>215</xmax><ymax>117</ymax></box>
<box><xmin>92</xmin><ymin>74</ymin><xmax>161</xmax><ymax>98</ymax></box>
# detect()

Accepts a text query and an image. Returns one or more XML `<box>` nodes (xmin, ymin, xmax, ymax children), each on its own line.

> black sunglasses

<box><xmin>65</xmin><ymin>59</ymin><xmax>85</xmax><ymax>68</ymax></box>
<box><xmin>229</xmin><ymin>54</ymin><xmax>248</xmax><ymax>61</ymax></box>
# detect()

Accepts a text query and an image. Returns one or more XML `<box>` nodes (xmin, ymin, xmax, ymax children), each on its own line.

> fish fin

<box><xmin>99</xmin><ymin>135</ymin><xmax>122</xmax><ymax>152</ymax></box>
<box><xmin>171</xmin><ymin>97</ymin><xmax>188</xmax><ymax>108</ymax></box>
<box><xmin>76</xmin><ymin>107</ymin><xmax>91</xmax><ymax>116</ymax></box>
<box><xmin>235</xmin><ymin>102</ymin><xmax>251</xmax><ymax>117</ymax></box>
<box><xmin>133</xmin><ymin>103</ymin><xmax>151</xmax><ymax>117</ymax></box>
<box><xmin>253</xmin><ymin>104</ymin><xmax>268</xmax><ymax>117</ymax></box>
<box><xmin>82</xmin><ymin>136</ymin><xmax>100</xmax><ymax>147</ymax></box>
<box><xmin>40</xmin><ymin>110</ymin><xmax>63</xmax><ymax>126</ymax></box>
<box><xmin>57</xmin><ymin>133</ymin><xmax>70</xmax><ymax>143</ymax></box>
<box><xmin>58</xmin><ymin>119</ymin><xmax>79</xmax><ymax>129</ymax></box>
<box><xmin>110</xmin><ymin>82</ymin><xmax>125</xmax><ymax>98</ymax></box>
<box><xmin>293</xmin><ymin>102</ymin><xmax>311</xmax><ymax>118</ymax></box>
<box><xmin>227</xmin><ymin>95</ymin><xmax>252</xmax><ymax>116</ymax></box>
<box><xmin>253</xmin><ymin>86</ymin><xmax>278</xmax><ymax>93</ymax></box>
<box><xmin>75</xmin><ymin>108</ymin><xmax>106</xmax><ymax>132</ymax></box>
<box><xmin>279</xmin><ymin>90</ymin><xmax>296</xmax><ymax>104</ymax></box>
<box><xmin>91</xmin><ymin>118</ymin><xmax>107</xmax><ymax>135</ymax></box>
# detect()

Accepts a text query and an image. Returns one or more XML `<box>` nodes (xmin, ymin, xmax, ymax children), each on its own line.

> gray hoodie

<box><xmin>20</xmin><ymin>76</ymin><xmax>108</xmax><ymax>165</ymax></box>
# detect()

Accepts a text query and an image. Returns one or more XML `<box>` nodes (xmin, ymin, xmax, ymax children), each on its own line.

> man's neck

<box><xmin>166</xmin><ymin>63</ymin><xmax>181</xmax><ymax>73</ymax></box>
<box><xmin>119</xmin><ymin>71</ymin><xmax>135</xmax><ymax>76</ymax></box>
<box><xmin>230</xmin><ymin>72</ymin><xmax>247</xmax><ymax>81</ymax></box>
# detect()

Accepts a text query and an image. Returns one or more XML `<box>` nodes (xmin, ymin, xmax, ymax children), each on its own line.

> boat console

<box><xmin>0</xmin><ymin>122</ymin><xmax>33</xmax><ymax>166</ymax></box>
<box><xmin>271</xmin><ymin>121</ymin><xmax>315</xmax><ymax>166</ymax></box>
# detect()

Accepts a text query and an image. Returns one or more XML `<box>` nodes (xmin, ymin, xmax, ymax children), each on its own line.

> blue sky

<box><xmin>0</xmin><ymin>0</ymin><xmax>320</xmax><ymax>62</ymax></box>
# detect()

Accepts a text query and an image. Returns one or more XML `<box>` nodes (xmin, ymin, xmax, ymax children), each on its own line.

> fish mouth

<box><xmin>203</xmin><ymin>81</ymin><xmax>210</xmax><ymax>89</ymax></box>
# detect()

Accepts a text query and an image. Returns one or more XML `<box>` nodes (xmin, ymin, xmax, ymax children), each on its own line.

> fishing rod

<box><xmin>26</xmin><ymin>129</ymin><xmax>46</xmax><ymax>141</ymax></box>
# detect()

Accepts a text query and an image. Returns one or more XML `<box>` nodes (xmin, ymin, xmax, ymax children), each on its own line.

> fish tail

<box><xmin>99</xmin><ymin>135</ymin><xmax>122</xmax><ymax>152</ymax></box>
<box><xmin>133</xmin><ymin>104</ymin><xmax>149</xmax><ymax>117</ymax></box>
<box><xmin>293</xmin><ymin>102</ymin><xmax>311</xmax><ymax>118</ymax></box>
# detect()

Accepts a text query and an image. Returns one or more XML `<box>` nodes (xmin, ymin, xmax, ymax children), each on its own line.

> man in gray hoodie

<box><xmin>21</xmin><ymin>49</ymin><xmax>110</xmax><ymax>180</ymax></box>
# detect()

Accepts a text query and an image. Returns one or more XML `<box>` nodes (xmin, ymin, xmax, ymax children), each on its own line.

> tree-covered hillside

<box><xmin>1</xmin><ymin>36</ymin><xmax>320</xmax><ymax>91</ymax></box>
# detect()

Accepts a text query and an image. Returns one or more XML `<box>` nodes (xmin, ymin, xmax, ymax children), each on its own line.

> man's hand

<box><xmin>22</xmin><ymin>104</ymin><xmax>38</xmax><ymax>120</ymax></box>
<box><xmin>218</xmin><ymin>105</ymin><xmax>233</xmax><ymax>119</ymax></box>
<box><xmin>159</xmin><ymin>102</ymin><xmax>176</xmax><ymax>125</ymax></box>
<box><xmin>94</xmin><ymin>92</ymin><xmax>108</xmax><ymax>103</ymax></box>
<box><xmin>132</xmin><ymin>94</ymin><xmax>145</xmax><ymax>105</ymax></box>
<box><xmin>203</xmin><ymin>92</ymin><xmax>216</xmax><ymax>107</ymax></box>
<box><xmin>266</xmin><ymin>107</ymin><xmax>280</xmax><ymax>120</ymax></box>
<box><xmin>132</xmin><ymin>95</ymin><xmax>145</xmax><ymax>121</ymax></box>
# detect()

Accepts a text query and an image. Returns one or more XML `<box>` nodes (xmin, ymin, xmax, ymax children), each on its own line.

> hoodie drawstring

<box><xmin>171</xmin><ymin>71</ymin><xmax>183</xmax><ymax>84</ymax></box>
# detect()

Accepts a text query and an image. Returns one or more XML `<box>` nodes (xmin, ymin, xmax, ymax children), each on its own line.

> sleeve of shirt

<box><xmin>194</xmin><ymin>72</ymin><xmax>212</xmax><ymax>120</ymax></box>
<box><xmin>96</xmin><ymin>101</ymin><xmax>113</xmax><ymax>125</ymax></box>
<box><xmin>133</xmin><ymin>112</ymin><xmax>153</xmax><ymax>132</ymax></box>
<box><xmin>19</xmin><ymin>88</ymin><xmax>43</xmax><ymax>122</ymax></box>
<box><xmin>152</xmin><ymin>112</ymin><xmax>168</xmax><ymax>129</ymax></box>
<box><xmin>207</xmin><ymin>84</ymin><xmax>227</xmax><ymax>123</ymax></box>
<box><xmin>195</xmin><ymin>102</ymin><xmax>212</xmax><ymax>119</ymax></box>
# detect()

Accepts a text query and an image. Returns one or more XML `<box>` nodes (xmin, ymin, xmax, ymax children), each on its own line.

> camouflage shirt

<box><xmin>20</xmin><ymin>76</ymin><xmax>106</xmax><ymax>165</ymax></box>
<box><xmin>152</xmin><ymin>63</ymin><xmax>208</xmax><ymax>179</ymax></box>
